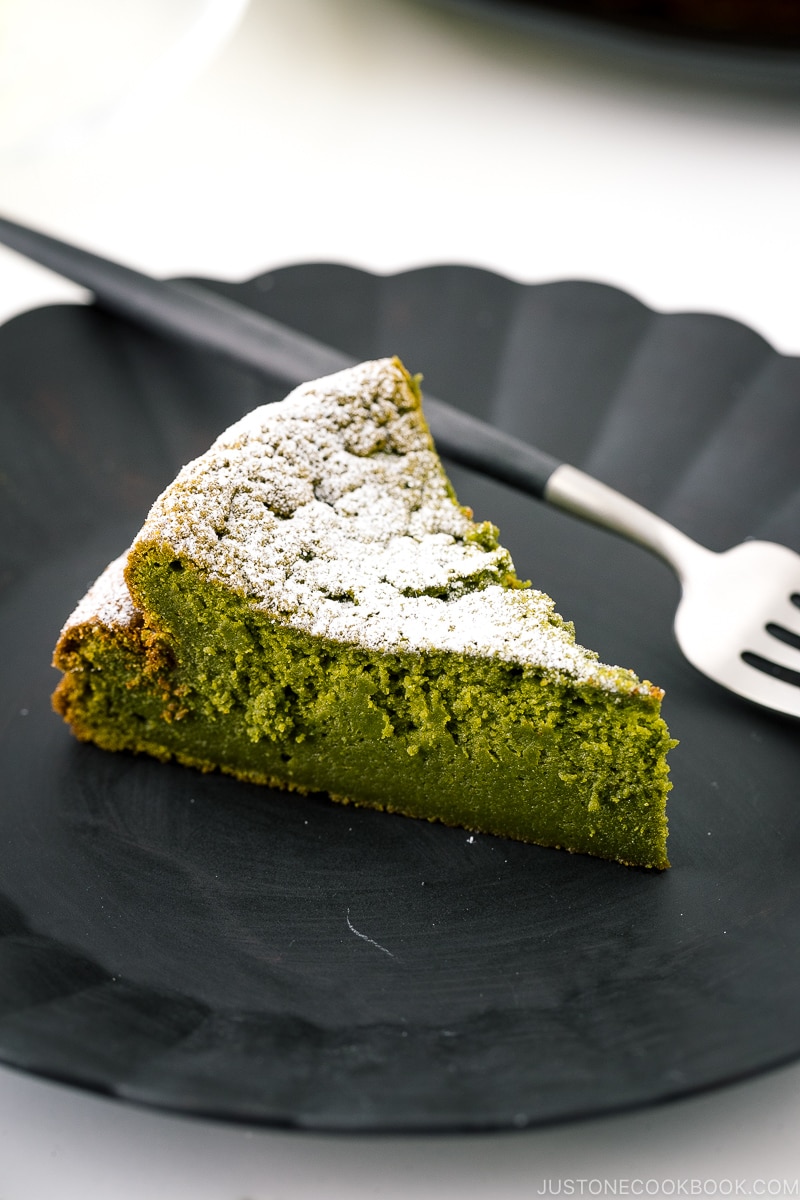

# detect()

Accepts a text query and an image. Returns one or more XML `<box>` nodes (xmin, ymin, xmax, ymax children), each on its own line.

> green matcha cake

<box><xmin>53</xmin><ymin>358</ymin><xmax>674</xmax><ymax>868</ymax></box>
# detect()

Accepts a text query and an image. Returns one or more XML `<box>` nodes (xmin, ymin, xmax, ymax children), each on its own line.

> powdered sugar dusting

<box><xmin>60</xmin><ymin>553</ymin><xmax>137</xmax><ymax>635</ymax></box>
<box><xmin>126</xmin><ymin>359</ymin><xmax>644</xmax><ymax>693</ymax></box>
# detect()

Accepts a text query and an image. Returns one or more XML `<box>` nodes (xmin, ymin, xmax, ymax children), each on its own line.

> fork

<box><xmin>1</xmin><ymin>214</ymin><xmax>799</xmax><ymax>718</ymax></box>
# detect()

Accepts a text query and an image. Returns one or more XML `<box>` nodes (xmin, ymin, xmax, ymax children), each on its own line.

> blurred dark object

<box><xmin>510</xmin><ymin>0</ymin><xmax>800</xmax><ymax>48</ymax></box>
<box><xmin>422</xmin><ymin>0</ymin><xmax>800</xmax><ymax>90</ymax></box>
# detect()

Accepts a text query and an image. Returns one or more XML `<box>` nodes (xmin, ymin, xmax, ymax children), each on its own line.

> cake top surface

<box><xmin>124</xmin><ymin>358</ymin><xmax>649</xmax><ymax>694</ymax></box>
<box><xmin>65</xmin><ymin>554</ymin><xmax>135</xmax><ymax>633</ymax></box>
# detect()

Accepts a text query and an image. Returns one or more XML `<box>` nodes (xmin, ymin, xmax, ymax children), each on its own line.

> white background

<box><xmin>2</xmin><ymin>0</ymin><xmax>800</xmax><ymax>1194</ymax></box>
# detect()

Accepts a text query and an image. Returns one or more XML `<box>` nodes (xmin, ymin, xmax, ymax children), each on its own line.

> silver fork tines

<box><xmin>547</xmin><ymin>467</ymin><xmax>800</xmax><ymax>719</ymax></box>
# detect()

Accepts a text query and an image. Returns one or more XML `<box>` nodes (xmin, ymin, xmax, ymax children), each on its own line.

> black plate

<box><xmin>1</xmin><ymin>264</ymin><xmax>799</xmax><ymax>1132</ymax></box>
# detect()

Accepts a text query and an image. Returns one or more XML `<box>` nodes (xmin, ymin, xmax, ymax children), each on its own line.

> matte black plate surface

<box><xmin>1</xmin><ymin>264</ymin><xmax>799</xmax><ymax>1132</ymax></box>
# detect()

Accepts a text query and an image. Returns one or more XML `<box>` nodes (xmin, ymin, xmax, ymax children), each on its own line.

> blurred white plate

<box><xmin>0</xmin><ymin>0</ymin><xmax>249</xmax><ymax>160</ymax></box>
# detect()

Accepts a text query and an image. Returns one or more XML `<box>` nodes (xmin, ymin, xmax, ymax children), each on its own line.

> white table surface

<box><xmin>2</xmin><ymin>1</ymin><xmax>800</xmax><ymax>1195</ymax></box>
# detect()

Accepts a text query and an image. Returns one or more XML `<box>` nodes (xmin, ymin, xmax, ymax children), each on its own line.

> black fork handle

<box><xmin>0</xmin><ymin>214</ymin><xmax>562</xmax><ymax>499</ymax></box>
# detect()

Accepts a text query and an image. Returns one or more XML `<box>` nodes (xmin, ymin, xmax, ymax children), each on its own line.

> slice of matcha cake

<box><xmin>53</xmin><ymin>358</ymin><xmax>674</xmax><ymax>868</ymax></box>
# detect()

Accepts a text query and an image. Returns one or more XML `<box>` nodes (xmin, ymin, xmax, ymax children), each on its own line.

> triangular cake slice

<box><xmin>53</xmin><ymin>358</ymin><xmax>674</xmax><ymax>868</ymax></box>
